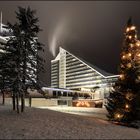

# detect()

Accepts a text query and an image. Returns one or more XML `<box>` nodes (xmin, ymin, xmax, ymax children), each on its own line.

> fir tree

<box><xmin>14</xmin><ymin>6</ymin><xmax>44</xmax><ymax>112</ymax></box>
<box><xmin>0</xmin><ymin>50</ymin><xmax>6</xmax><ymax>105</ymax></box>
<box><xmin>0</xmin><ymin>6</ymin><xmax>45</xmax><ymax>113</ymax></box>
<box><xmin>106</xmin><ymin>18</ymin><xmax>140</xmax><ymax>126</ymax></box>
<box><xmin>0</xmin><ymin>37</ymin><xmax>16</xmax><ymax>106</ymax></box>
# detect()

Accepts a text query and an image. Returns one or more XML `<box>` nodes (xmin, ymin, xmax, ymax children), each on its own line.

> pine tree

<box><xmin>4</xmin><ymin>24</ymin><xmax>24</xmax><ymax>113</ymax></box>
<box><xmin>0</xmin><ymin>6</ymin><xmax>45</xmax><ymax>113</ymax></box>
<box><xmin>11</xmin><ymin>6</ymin><xmax>44</xmax><ymax>113</ymax></box>
<box><xmin>0</xmin><ymin>37</ymin><xmax>16</xmax><ymax>106</ymax></box>
<box><xmin>14</xmin><ymin>6</ymin><xmax>44</xmax><ymax>112</ymax></box>
<box><xmin>0</xmin><ymin>52</ymin><xmax>8</xmax><ymax>105</ymax></box>
<box><xmin>0</xmin><ymin>51</ymin><xmax>6</xmax><ymax>105</ymax></box>
<box><xmin>106</xmin><ymin>18</ymin><xmax>140</xmax><ymax>126</ymax></box>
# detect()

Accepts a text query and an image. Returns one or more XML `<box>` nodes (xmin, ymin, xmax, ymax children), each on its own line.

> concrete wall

<box><xmin>0</xmin><ymin>97</ymin><xmax>72</xmax><ymax>107</ymax></box>
<box><xmin>0</xmin><ymin>97</ymin><xmax>103</xmax><ymax>108</ymax></box>
<box><xmin>31</xmin><ymin>98</ymin><xmax>58</xmax><ymax>107</ymax></box>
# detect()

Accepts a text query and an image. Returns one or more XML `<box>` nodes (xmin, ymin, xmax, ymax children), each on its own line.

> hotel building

<box><xmin>51</xmin><ymin>47</ymin><xmax>119</xmax><ymax>100</ymax></box>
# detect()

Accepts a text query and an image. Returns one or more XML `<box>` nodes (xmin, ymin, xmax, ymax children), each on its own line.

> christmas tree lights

<box><xmin>106</xmin><ymin>18</ymin><xmax>140</xmax><ymax>126</ymax></box>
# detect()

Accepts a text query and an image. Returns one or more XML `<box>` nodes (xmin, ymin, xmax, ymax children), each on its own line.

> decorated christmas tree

<box><xmin>106</xmin><ymin>18</ymin><xmax>140</xmax><ymax>126</ymax></box>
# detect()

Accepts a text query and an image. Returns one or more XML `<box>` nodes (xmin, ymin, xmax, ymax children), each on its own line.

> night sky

<box><xmin>0</xmin><ymin>1</ymin><xmax>140</xmax><ymax>86</ymax></box>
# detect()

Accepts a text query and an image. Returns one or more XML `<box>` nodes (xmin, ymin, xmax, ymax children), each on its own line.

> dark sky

<box><xmin>0</xmin><ymin>1</ymin><xmax>140</xmax><ymax>86</ymax></box>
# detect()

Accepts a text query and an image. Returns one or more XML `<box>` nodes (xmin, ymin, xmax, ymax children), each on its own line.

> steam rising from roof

<box><xmin>49</xmin><ymin>17</ymin><xmax>67</xmax><ymax>57</ymax></box>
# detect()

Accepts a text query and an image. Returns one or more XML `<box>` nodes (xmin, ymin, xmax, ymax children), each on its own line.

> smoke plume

<box><xmin>49</xmin><ymin>17</ymin><xmax>68</xmax><ymax>57</ymax></box>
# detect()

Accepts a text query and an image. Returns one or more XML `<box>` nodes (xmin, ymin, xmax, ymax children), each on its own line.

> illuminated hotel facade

<box><xmin>51</xmin><ymin>47</ymin><xmax>119</xmax><ymax>99</ymax></box>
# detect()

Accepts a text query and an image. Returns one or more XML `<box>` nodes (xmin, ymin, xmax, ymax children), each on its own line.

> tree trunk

<box><xmin>21</xmin><ymin>92</ymin><xmax>25</xmax><ymax>112</ymax></box>
<box><xmin>12</xmin><ymin>93</ymin><xmax>16</xmax><ymax>110</ymax></box>
<box><xmin>2</xmin><ymin>77</ymin><xmax>5</xmax><ymax>105</ymax></box>
<box><xmin>16</xmin><ymin>93</ymin><xmax>19</xmax><ymax>113</ymax></box>
<box><xmin>2</xmin><ymin>90</ymin><xmax>5</xmax><ymax>105</ymax></box>
<box><xmin>29</xmin><ymin>96</ymin><xmax>32</xmax><ymax>107</ymax></box>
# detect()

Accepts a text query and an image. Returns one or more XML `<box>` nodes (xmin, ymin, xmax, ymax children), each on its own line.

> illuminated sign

<box><xmin>76</xmin><ymin>101</ymin><xmax>90</xmax><ymax>107</ymax></box>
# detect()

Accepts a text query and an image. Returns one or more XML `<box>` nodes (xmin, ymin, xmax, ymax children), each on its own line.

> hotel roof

<box><xmin>59</xmin><ymin>47</ymin><xmax>119</xmax><ymax>78</ymax></box>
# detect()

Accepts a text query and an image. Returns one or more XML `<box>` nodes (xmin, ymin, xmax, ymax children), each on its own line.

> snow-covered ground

<box><xmin>39</xmin><ymin>106</ymin><xmax>107</xmax><ymax>120</ymax></box>
<box><xmin>0</xmin><ymin>105</ymin><xmax>140</xmax><ymax>139</ymax></box>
